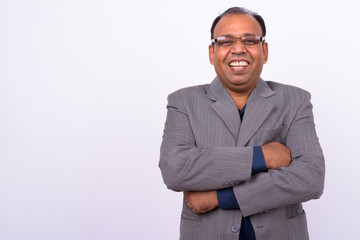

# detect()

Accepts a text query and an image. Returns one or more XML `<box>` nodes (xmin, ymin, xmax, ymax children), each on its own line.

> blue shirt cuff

<box><xmin>252</xmin><ymin>146</ymin><xmax>266</xmax><ymax>175</ymax></box>
<box><xmin>217</xmin><ymin>187</ymin><xmax>239</xmax><ymax>209</ymax></box>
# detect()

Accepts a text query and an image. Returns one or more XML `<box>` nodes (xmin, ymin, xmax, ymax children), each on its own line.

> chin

<box><xmin>229</xmin><ymin>78</ymin><xmax>250</xmax><ymax>86</ymax></box>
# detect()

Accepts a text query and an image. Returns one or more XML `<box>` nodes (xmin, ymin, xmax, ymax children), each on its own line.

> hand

<box><xmin>261</xmin><ymin>142</ymin><xmax>291</xmax><ymax>169</ymax></box>
<box><xmin>184</xmin><ymin>191</ymin><xmax>218</xmax><ymax>214</ymax></box>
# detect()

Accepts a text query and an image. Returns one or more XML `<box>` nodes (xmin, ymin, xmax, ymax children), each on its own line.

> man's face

<box><xmin>209</xmin><ymin>14</ymin><xmax>268</xmax><ymax>94</ymax></box>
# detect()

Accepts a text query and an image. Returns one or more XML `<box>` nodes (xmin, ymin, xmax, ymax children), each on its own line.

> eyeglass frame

<box><xmin>211</xmin><ymin>34</ymin><xmax>266</xmax><ymax>47</ymax></box>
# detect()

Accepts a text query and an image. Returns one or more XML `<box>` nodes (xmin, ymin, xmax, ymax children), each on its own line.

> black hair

<box><xmin>210</xmin><ymin>7</ymin><xmax>266</xmax><ymax>39</ymax></box>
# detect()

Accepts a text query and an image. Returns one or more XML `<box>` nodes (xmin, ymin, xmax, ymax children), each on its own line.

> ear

<box><xmin>209</xmin><ymin>44</ymin><xmax>214</xmax><ymax>65</ymax></box>
<box><xmin>263</xmin><ymin>42</ymin><xmax>269</xmax><ymax>64</ymax></box>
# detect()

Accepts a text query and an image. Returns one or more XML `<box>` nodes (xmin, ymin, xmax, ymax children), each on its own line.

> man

<box><xmin>159</xmin><ymin>7</ymin><xmax>325</xmax><ymax>240</ymax></box>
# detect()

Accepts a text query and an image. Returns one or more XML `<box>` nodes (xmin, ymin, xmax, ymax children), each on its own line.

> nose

<box><xmin>231</xmin><ymin>39</ymin><xmax>247</xmax><ymax>54</ymax></box>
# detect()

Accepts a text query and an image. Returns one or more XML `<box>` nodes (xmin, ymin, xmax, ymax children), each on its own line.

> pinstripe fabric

<box><xmin>159</xmin><ymin>77</ymin><xmax>325</xmax><ymax>240</ymax></box>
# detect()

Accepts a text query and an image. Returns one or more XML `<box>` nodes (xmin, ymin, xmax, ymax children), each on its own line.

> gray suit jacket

<box><xmin>159</xmin><ymin>77</ymin><xmax>325</xmax><ymax>240</ymax></box>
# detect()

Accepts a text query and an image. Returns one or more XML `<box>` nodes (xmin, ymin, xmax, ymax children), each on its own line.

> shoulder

<box><xmin>167</xmin><ymin>83</ymin><xmax>210</xmax><ymax>103</ymax></box>
<box><xmin>266</xmin><ymin>81</ymin><xmax>311</xmax><ymax>102</ymax></box>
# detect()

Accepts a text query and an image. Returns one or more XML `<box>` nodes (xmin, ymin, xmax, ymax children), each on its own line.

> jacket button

<box><xmin>231</xmin><ymin>224</ymin><xmax>240</xmax><ymax>233</ymax></box>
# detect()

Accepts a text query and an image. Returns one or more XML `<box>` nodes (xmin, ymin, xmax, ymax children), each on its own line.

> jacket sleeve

<box><xmin>234</xmin><ymin>92</ymin><xmax>325</xmax><ymax>217</ymax></box>
<box><xmin>159</xmin><ymin>92</ymin><xmax>254</xmax><ymax>192</ymax></box>
<box><xmin>217</xmin><ymin>146</ymin><xmax>266</xmax><ymax>208</ymax></box>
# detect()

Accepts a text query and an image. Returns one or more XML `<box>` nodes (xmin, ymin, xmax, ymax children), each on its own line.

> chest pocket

<box><xmin>252</xmin><ymin>124</ymin><xmax>287</xmax><ymax>146</ymax></box>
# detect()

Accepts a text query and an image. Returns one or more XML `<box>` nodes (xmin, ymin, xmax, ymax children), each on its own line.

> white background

<box><xmin>0</xmin><ymin>0</ymin><xmax>359</xmax><ymax>239</ymax></box>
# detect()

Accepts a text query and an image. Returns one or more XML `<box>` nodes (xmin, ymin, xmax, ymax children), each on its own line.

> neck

<box><xmin>225</xmin><ymin>88</ymin><xmax>251</xmax><ymax>110</ymax></box>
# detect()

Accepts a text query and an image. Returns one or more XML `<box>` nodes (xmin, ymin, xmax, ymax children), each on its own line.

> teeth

<box><xmin>230</xmin><ymin>61</ymin><xmax>248</xmax><ymax>67</ymax></box>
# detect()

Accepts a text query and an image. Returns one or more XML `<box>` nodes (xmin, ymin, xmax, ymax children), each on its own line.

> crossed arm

<box><xmin>184</xmin><ymin>141</ymin><xmax>292</xmax><ymax>214</ymax></box>
<box><xmin>160</xmin><ymin>91</ymin><xmax>325</xmax><ymax>217</ymax></box>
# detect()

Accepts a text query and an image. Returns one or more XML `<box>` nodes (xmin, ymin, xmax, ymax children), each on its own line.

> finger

<box><xmin>193</xmin><ymin>208</ymin><xmax>202</xmax><ymax>214</ymax></box>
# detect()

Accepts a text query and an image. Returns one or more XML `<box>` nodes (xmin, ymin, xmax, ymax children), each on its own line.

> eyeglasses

<box><xmin>211</xmin><ymin>35</ymin><xmax>265</xmax><ymax>47</ymax></box>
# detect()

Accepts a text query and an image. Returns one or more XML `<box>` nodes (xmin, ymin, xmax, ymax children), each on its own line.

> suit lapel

<box><xmin>206</xmin><ymin>78</ymin><xmax>275</xmax><ymax>143</ymax></box>
<box><xmin>237</xmin><ymin>79</ymin><xmax>275</xmax><ymax>147</ymax></box>
<box><xmin>207</xmin><ymin>78</ymin><xmax>240</xmax><ymax>140</ymax></box>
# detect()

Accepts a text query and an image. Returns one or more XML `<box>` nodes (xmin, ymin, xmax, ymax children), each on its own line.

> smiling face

<box><xmin>209</xmin><ymin>14</ymin><xmax>268</xmax><ymax>95</ymax></box>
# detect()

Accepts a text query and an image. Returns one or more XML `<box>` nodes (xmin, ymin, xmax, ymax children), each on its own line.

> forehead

<box><xmin>213</xmin><ymin>14</ymin><xmax>262</xmax><ymax>37</ymax></box>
